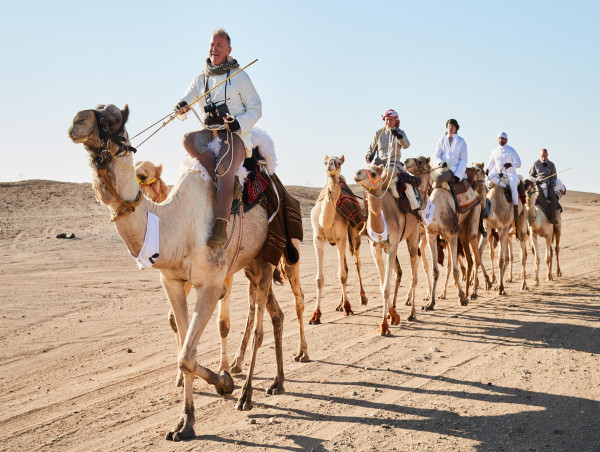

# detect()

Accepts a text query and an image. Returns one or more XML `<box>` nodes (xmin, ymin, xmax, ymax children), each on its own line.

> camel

<box><xmin>135</xmin><ymin>160</ymin><xmax>169</xmax><ymax>203</ymax></box>
<box><xmin>403</xmin><ymin>156</ymin><xmax>471</xmax><ymax>309</ymax></box>
<box><xmin>354</xmin><ymin>164</ymin><xmax>420</xmax><ymax>335</ymax></box>
<box><xmin>526</xmin><ymin>185</ymin><xmax>562</xmax><ymax>285</ymax></box>
<box><xmin>309</xmin><ymin>155</ymin><xmax>368</xmax><ymax>324</ymax></box>
<box><xmin>478</xmin><ymin>178</ymin><xmax>529</xmax><ymax>295</ymax></box>
<box><xmin>68</xmin><ymin>104</ymin><xmax>301</xmax><ymax>441</ymax></box>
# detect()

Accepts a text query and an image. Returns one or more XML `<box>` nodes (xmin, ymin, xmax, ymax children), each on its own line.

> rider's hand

<box><xmin>452</xmin><ymin>175</ymin><xmax>460</xmax><ymax>184</ymax></box>
<box><xmin>365</xmin><ymin>152</ymin><xmax>375</xmax><ymax>163</ymax></box>
<box><xmin>391</xmin><ymin>128</ymin><xmax>404</xmax><ymax>139</ymax></box>
<box><xmin>174</xmin><ymin>100</ymin><xmax>189</xmax><ymax>114</ymax></box>
<box><xmin>503</xmin><ymin>162</ymin><xmax>513</xmax><ymax>169</ymax></box>
<box><xmin>226</xmin><ymin>118</ymin><xmax>241</xmax><ymax>133</ymax></box>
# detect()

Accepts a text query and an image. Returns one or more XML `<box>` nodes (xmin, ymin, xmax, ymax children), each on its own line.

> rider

<box><xmin>174</xmin><ymin>28</ymin><xmax>262</xmax><ymax>247</ymax></box>
<box><xmin>486</xmin><ymin>132</ymin><xmax>522</xmax><ymax>234</ymax></box>
<box><xmin>431</xmin><ymin>118</ymin><xmax>468</xmax><ymax>184</ymax></box>
<box><xmin>365</xmin><ymin>109</ymin><xmax>420</xmax><ymax>210</ymax></box>
<box><xmin>528</xmin><ymin>148</ymin><xmax>559</xmax><ymax>224</ymax></box>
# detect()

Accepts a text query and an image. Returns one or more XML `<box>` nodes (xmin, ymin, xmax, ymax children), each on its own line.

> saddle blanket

<box><xmin>449</xmin><ymin>179</ymin><xmax>480</xmax><ymax>214</ymax></box>
<box><xmin>535</xmin><ymin>198</ymin><xmax>563</xmax><ymax>219</ymax></box>
<box><xmin>318</xmin><ymin>178</ymin><xmax>364</xmax><ymax>229</ymax></box>
<box><xmin>502</xmin><ymin>182</ymin><xmax>527</xmax><ymax>206</ymax></box>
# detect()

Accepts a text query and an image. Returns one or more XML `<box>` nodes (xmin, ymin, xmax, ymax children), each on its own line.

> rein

<box><xmin>97</xmin><ymin>168</ymin><xmax>144</xmax><ymax>222</ymax></box>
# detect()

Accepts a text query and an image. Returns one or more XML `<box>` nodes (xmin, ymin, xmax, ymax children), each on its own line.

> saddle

<box><xmin>500</xmin><ymin>181</ymin><xmax>526</xmax><ymax>206</ymax></box>
<box><xmin>431</xmin><ymin>167</ymin><xmax>480</xmax><ymax>214</ymax></box>
<box><xmin>317</xmin><ymin>177</ymin><xmax>364</xmax><ymax>229</ymax></box>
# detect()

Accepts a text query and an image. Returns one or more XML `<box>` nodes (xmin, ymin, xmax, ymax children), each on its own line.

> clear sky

<box><xmin>1</xmin><ymin>0</ymin><xmax>598</xmax><ymax>193</ymax></box>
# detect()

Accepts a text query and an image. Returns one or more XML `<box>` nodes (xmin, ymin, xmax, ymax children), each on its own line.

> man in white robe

<box><xmin>487</xmin><ymin>132</ymin><xmax>522</xmax><ymax>232</ymax></box>
<box><xmin>431</xmin><ymin>119</ymin><xmax>468</xmax><ymax>184</ymax></box>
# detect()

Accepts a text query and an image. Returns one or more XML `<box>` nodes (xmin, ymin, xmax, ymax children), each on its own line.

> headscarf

<box><xmin>382</xmin><ymin>109</ymin><xmax>400</xmax><ymax>128</ymax></box>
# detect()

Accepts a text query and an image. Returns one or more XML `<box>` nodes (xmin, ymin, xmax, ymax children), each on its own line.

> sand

<box><xmin>0</xmin><ymin>180</ymin><xmax>599</xmax><ymax>451</ymax></box>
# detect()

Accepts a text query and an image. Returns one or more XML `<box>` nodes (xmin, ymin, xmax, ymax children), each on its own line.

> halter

<box><xmin>327</xmin><ymin>159</ymin><xmax>341</xmax><ymax>178</ymax></box>
<box><xmin>365</xmin><ymin>170</ymin><xmax>381</xmax><ymax>191</ymax></box>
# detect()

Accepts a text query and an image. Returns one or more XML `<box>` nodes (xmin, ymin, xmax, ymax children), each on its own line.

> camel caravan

<box><xmin>67</xmin><ymin>28</ymin><xmax>566</xmax><ymax>441</ymax></box>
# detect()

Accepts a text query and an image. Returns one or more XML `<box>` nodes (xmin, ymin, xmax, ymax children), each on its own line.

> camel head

<box><xmin>354</xmin><ymin>163</ymin><xmax>387</xmax><ymax>193</ymax></box>
<box><xmin>404</xmin><ymin>156</ymin><xmax>430</xmax><ymax>176</ymax></box>
<box><xmin>68</xmin><ymin>104</ymin><xmax>139</xmax><ymax>208</ymax></box>
<box><xmin>135</xmin><ymin>160</ymin><xmax>163</xmax><ymax>185</ymax></box>
<box><xmin>323</xmin><ymin>155</ymin><xmax>344</xmax><ymax>180</ymax></box>
<box><xmin>472</xmin><ymin>162</ymin><xmax>486</xmax><ymax>182</ymax></box>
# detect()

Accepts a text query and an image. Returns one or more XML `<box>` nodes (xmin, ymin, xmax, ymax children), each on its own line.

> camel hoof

<box><xmin>506</xmin><ymin>278</ymin><xmax>513</xmax><ymax>283</ymax></box>
<box><xmin>361</xmin><ymin>296</ymin><xmax>368</xmax><ymax>306</ymax></box>
<box><xmin>470</xmin><ymin>293</ymin><xmax>478</xmax><ymax>300</ymax></box>
<box><xmin>308</xmin><ymin>319</ymin><xmax>321</xmax><ymax>325</ymax></box>
<box><xmin>460</xmin><ymin>299</ymin><xmax>469</xmax><ymax>306</ymax></box>
<box><xmin>343</xmin><ymin>302</ymin><xmax>354</xmax><ymax>316</ymax></box>
<box><xmin>405</xmin><ymin>298</ymin><xmax>412</xmax><ymax>306</ymax></box>
<box><xmin>422</xmin><ymin>303</ymin><xmax>435</xmax><ymax>311</ymax></box>
<box><xmin>407</xmin><ymin>314</ymin><xmax>416</xmax><ymax>322</ymax></box>
<box><xmin>215</xmin><ymin>371</ymin><xmax>234</xmax><ymax>396</ymax></box>
<box><xmin>176</xmin><ymin>371</ymin><xmax>184</xmax><ymax>387</ymax></box>
<box><xmin>293</xmin><ymin>351</ymin><xmax>310</xmax><ymax>362</ymax></box>
<box><xmin>235</xmin><ymin>396</ymin><xmax>253</xmax><ymax>411</ymax></box>
<box><xmin>439</xmin><ymin>294</ymin><xmax>447</xmax><ymax>300</ymax></box>
<box><xmin>166</xmin><ymin>425</ymin><xmax>195</xmax><ymax>442</ymax></box>
<box><xmin>266</xmin><ymin>380</ymin><xmax>285</xmax><ymax>395</ymax></box>
<box><xmin>557</xmin><ymin>270</ymin><xmax>562</xmax><ymax>277</ymax></box>
<box><xmin>309</xmin><ymin>310</ymin><xmax>321</xmax><ymax>325</ymax></box>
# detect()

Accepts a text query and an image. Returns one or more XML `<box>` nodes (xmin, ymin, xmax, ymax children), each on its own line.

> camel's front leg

<box><xmin>283</xmin><ymin>249</ymin><xmax>309</xmax><ymax>362</ymax></box>
<box><xmin>506</xmin><ymin>235</ymin><xmax>515</xmax><ymax>283</ymax></box>
<box><xmin>168</xmin><ymin>281</ymin><xmax>192</xmax><ymax>388</ymax></box>
<box><xmin>380</xmin><ymin>246</ymin><xmax>399</xmax><ymax>334</ymax></box>
<box><xmin>518</xmin><ymin>236</ymin><xmax>528</xmax><ymax>290</ymax></box>
<box><xmin>449</xmin><ymin>236</ymin><xmax>467</xmax><ymax>305</ymax></box>
<box><xmin>424</xmin><ymin>231</ymin><xmax>439</xmax><ymax>311</ymax></box>
<box><xmin>554</xmin><ymin>224</ymin><xmax>562</xmax><ymax>277</ymax></box>
<box><xmin>406</xmin><ymin>236</ymin><xmax>419</xmax><ymax>321</ymax></box>
<box><xmin>336</xmin><ymin>236</ymin><xmax>353</xmax><ymax>315</ymax></box>
<box><xmin>439</xmin><ymin>243</ymin><xmax>452</xmax><ymax>300</ymax></box>
<box><xmin>497</xmin><ymin>232</ymin><xmax>509</xmax><ymax>295</ymax></box>
<box><xmin>350</xmin><ymin>231</ymin><xmax>369</xmax><ymax>306</ymax></box>
<box><xmin>217</xmin><ymin>275</ymin><xmax>234</xmax><ymax>372</ymax></box>
<box><xmin>467</xmin><ymin>236</ymin><xmax>483</xmax><ymax>300</ymax></box>
<box><xmin>545</xmin><ymin>235</ymin><xmax>554</xmax><ymax>281</ymax></box>
<box><xmin>418</xmin><ymin>233</ymin><xmax>432</xmax><ymax>301</ymax></box>
<box><xmin>477</xmin><ymin>230</ymin><xmax>492</xmax><ymax>290</ymax></box>
<box><xmin>231</xmin><ymin>280</ymin><xmax>256</xmax><ymax>374</ymax></box>
<box><xmin>530</xmin><ymin>231</ymin><xmax>541</xmax><ymax>287</ymax></box>
<box><xmin>370</xmin><ymin>241</ymin><xmax>386</xmax><ymax>288</ymax></box>
<box><xmin>265</xmin><ymin>288</ymin><xmax>285</xmax><ymax>394</ymax></box>
<box><xmin>311</xmin><ymin>234</ymin><xmax>326</xmax><ymax>324</ymax></box>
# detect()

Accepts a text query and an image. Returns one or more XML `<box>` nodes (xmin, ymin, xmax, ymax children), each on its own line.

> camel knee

<box><xmin>178</xmin><ymin>353</ymin><xmax>196</xmax><ymax>375</ymax></box>
<box><xmin>315</xmin><ymin>275</ymin><xmax>324</xmax><ymax>290</ymax></box>
<box><xmin>168</xmin><ymin>310</ymin><xmax>177</xmax><ymax>334</ymax></box>
<box><xmin>218</xmin><ymin>319</ymin><xmax>230</xmax><ymax>338</ymax></box>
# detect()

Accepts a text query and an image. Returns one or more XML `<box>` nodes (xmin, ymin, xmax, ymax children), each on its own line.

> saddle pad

<box><xmin>535</xmin><ymin>198</ymin><xmax>563</xmax><ymax>219</ymax></box>
<box><xmin>337</xmin><ymin>178</ymin><xmax>364</xmax><ymax>229</ymax></box>
<box><xmin>450</xmin><ymin>179</ymin><xmax>480</xmax><ymax>214</ymax></box>
<box><xmin>502</xmin><ymin>182</ymin><xmax>527</xmax><ymax>205</ymax></box>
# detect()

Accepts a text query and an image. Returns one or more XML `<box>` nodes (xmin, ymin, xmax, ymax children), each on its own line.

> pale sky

<box><xmin>1</xmin><ymin>0</ymin><xmax>599</xmax><ymax>193</ymax></box>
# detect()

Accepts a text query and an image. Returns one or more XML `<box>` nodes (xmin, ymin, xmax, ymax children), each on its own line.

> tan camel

<box><xmin>403</xmin><ymin>156</ymin><xmax>470</xmax><ymax>308</ymax></box>
<box><xmin>309</xmin><ymin>155</ymin><xmax>368</xmax><ymax>324</ymax></box>
<box><xmin>478</xmin><ymin>180</ymin><xmax>529</xmax><ymax>295</ymax></box>
<box><xmin>526</xmin><ymin>185</ymin><xmax>562</xmax><ymax>285</ymax></box>
<box><xmin>135</xmin><ymin>160</ymin><xmax>169</xmax><ymax>203</ymax></box>
<box><xmin>69</xmin><ymin>104</ymin><xmax>298</xmax><ymax>441</ymax></box>
<box><xmin>354</xmin><ymin>164</ymin><xmax>420</xmax><ymax>335</ymax></box>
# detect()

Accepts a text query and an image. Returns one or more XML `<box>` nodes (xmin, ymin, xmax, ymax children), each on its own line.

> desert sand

<box><xmin>0</xmin><ymin>180</ymin><xmax>599</xmax><ymax>451</ymax></box>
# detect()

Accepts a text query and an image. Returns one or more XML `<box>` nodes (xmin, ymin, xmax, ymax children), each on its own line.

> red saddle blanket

<box><xmin>319</xmin><ymin>178</ymin><xmax>364</xmax><ymax>229</ymax></box>
<box><xmin>503</xmin><ymin>182</ymin><xmax>527</xmax><ymax>205</ymax></box>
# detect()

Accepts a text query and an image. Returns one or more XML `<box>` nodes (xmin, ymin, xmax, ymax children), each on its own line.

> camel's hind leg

<box><xmin>449</xmin><ymin>236</ymin><xmax>468</xmax><ymax>305</ymax></box>
<box><xmin>335</xmin><ymin>236</ymin><xmax>353</xmax><ymax>315</ymax></box>
<box><xmin>477</xmin><ymin>229</ymin><xmax>492</xmax><ymax>290</ymax></box>
<box><xmin>497</xmin><ymin>231</ymin><xmax>509</xmax><ymax>295</ymax></box>
<box><xmin>311</xmin><ymin>234</ymin><xmax>326</xmax><ymax>324</ymax></box>
<box><xmin>439</xmin><ymin>243</ymin><xmax>452</xmax><ymax>300</ymax></box>
<box><xmin>349</xmin><ymin>227</ymin><xmax>368</xmax><ymax>306</ymax></box>
<box><xmin>424</xmin><ymin>230</ymin><xmax>440</xmax><ymax>311</ymax></box>
<box><xmin>405</xmin><ymin>231</ymin><xmax>419</xmax><ymax>321</ymax></box>
<box><xmin>282</xmin><ymin>241</ymin><xmax>309</xmax><ymax>362</ymax></box>
<box><xmin>530</xmin><ymin>231</ymin><xmax>541</xmax><ymax>287</ymax></box>
<box><xmin>230</xmin><ymin>281</ymin><xmax>256</xmax><ymax>374</ymax></box>
<box><xmin>169</xmin><ymin>281</ymin><xmax>192</xmax><ymax>387</ymax></box>
<box><xmin>518</xmin><ymin>236</ymin><xmax>528</xmax><ymax>290</ymax></box>
<box><xmin>236</xmin><ymin>260</ymin><xmax>278</xmax><ymax>411</ymax></box>
<box><xmin>417</xmin><ymin>232</ymin><xmax>432</xmax><ymax>301</ymax></box>
<box><xmin>545</xmin><ymin>235</ymin><xmax>554</xmax><ymax>281</ymax></box>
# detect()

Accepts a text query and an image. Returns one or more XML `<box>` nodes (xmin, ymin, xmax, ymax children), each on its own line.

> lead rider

<box><xmin>174</xmin><ymin>28</ymin><xmax>262</xmax><ymax>247</ymax></box>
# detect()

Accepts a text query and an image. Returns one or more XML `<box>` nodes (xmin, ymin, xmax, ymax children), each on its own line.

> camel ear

<box><xmin>324</xmin><ymin>155</ymin><xmax>329</xmax><ymax>165</ymax></box>
<box><xmin>121</xmin><ymin>104</ymin><xmax>129</xmax><ymax>124</ymax></box>
<box><xmin>155</xmin><ymin>164</ymin><xmax>163</xmax><ymax>178</ymax></box>
<box><xmin>339</xmin><ymin>155</ymin><xmax>345</xmax><ymax>164</ymax></box>
<box><xmin>426</xmin><ymin>156</ymin><xmax>430</xmax><ymax>164</ymax></box>
<box><xmin>376</xmin><ymin>164</ymin><xmax>384</xmax><ymax>173</ymax></box>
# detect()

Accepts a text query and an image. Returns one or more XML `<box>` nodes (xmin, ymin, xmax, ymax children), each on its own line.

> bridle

<box><xmin>327</xmin><ymin>158</ymin><xmax>341</xmax><ymax>178</ymax></box>
<box><xmin>86</xmin><ymin>110</ymin><xmax>143</xmax><ymax>222</ymax></box>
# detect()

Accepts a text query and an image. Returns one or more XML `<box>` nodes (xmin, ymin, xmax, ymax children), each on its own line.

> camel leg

<box><xmin>393</xmin><ymin>257</ymin><xmax>402</xmax><ymax>309</ymax></box>
<box><xmin>283</xmin><ymin>249</ymin><xmax>309</xmax><ymax>362</ymax></box>
<box><xmin>230</xmin><ymin>280</ymin><xmax>256</xmax><ymax>374</ymax></box>
<box><xmin>449</xmin><ymin>236</ymin><xmax>467</xmax><ymax>305</ymax></box>
<box><xmin>555</xmin><ymin>223</ymin><xmax>562</xmax><ymax>277</ymax></box>
<box><xmin>350</xmin><ymin>228</ymin><xmax>369</xmax><ymax>306</ymax></box>
<box><xmin>424</xmin><ymin>230</ymin><xmax>439</xmax><ymax>311</ymax></box>
<box><xmin>336</xmin><ymin>237</ymin><xmax>353</xmax><ymax>315</ymax></box>
<box><xmin>506</xmin><ymin>235</ymin><xmax>515</xmax><ymax>283</ymax></box>
<box><xmin>468</xmin><ymin>235</ymin><xmax>483</xmax><ymax>300</ymax></box>
<box><xmin>380</xmin><ymin>244</ymin><xmax>399</xmax><ymax>334</ymax></box>
<box><xmin>418</xmin><ymin>234</ymin><xmax>432</xmax><ymax>301</ymax></box>
<box><xmin>497</xmin><ymin>231</ymin><xmax>509</xmax><ymax>295</ymax></box>
<box><xmin>168</xmin><ymin>282</ymin><xmax>192</xmax><ymax>387</ymax></box>
<box><xmin>311</xmin><ymin>235</ymin><xmax>326</xmax><ymax>324</ymax></box>
<box><xmin>460</xmin><ymin>236</ymin><xmax>474</xmax><ymax>300</ymax></box>
<box><xmin>530</xmin><ymin>231</ymin><xmax>541</xmax><ymax>287</ymax></box>
<box><xmin>161</xmin><ymin>276</ymin><xmax>231</xmax><ymax>441</ymax></box>
<box><xmin>370</xmin><ymin>241</ymin><xmax>386</xmax><ymax>288</ymax></box>
<box><xmin>265</xmin><ymin>288</ymin><xmax>286</xmax><ymax>395</ymax></box>
<box><xmin>406</xmin><ymin>234</ymin><xmax>419</xmax><ymax>321</ymax></box>
<box><xmin>217</xmin><ymin>275</ymin><xmax>234</xmax><ymax>372</ymax></box>
<box><xmin>236</xmin><ymin>261</ymin><xmax>275</xmax><ymax>411</ymax></box>
<box><xmin>477</xmin><ymin>231</ymin><xmax>492</xmax><ymax>290</ymax></box>
<box><xmin>519</xmin><ymin>236</ymin><xmax>528</xmax><ymax>290</ymax></box>
<box><xmin>439</xmin><ymin>243</ymin><xmax>451</xmax><ymax>300</ymax></box>
<box><xmin>545</xmin><ymin>235</ymin><xmax>553</xmax><ymax>281</ymax></box>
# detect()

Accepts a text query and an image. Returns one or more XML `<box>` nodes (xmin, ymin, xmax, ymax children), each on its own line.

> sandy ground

<box><xmin>0</xmin><ymin>180</ymin><xmax>599</xmax><ymax>452</ymax></box>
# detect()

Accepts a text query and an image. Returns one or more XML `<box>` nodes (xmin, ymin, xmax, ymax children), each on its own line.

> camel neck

<box><xmin>367</xmin><ymin>193</ymin><xmax>384</xmax><ymax>233</ymax></box>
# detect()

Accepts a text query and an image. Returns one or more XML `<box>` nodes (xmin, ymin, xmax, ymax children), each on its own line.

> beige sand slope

<box><xmin>0</xmin><ymin>180</ymin><xmax>599</xmax><ymax>451</ymax></box>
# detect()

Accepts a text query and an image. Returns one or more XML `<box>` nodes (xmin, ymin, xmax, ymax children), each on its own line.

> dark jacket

<box><xmin>529</xmin><ymin>159</ymin><xmax>557</xmax><ymax>184</ymax></box>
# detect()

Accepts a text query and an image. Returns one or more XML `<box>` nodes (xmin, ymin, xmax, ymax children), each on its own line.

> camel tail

<box><xmin>273</xmin><ymin>262</ymin><xmax>286</xmax><ymax>285</ymax></box>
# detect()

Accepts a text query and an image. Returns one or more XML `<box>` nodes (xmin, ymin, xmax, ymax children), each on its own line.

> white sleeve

<box><xmin>487</xmin><ymin>151</ymin><xmax>496</xmax><ymax>174</ymax></box>
<box><xmin>511</xmin><ymin>149</ymin><xmax>521</xmax><ymax>169</ymax></box>
<box><xmin>235</xmin><ymin>72</ymin><xmax>262</xmax><ymax>133</ymax></box>
<box><xmin>431</xmin><ymin>138</ymin><xmax>444</xmax><ymax>167</ymax></box>
<box><xmin>453</xmin><ymin>139</ymin><xmax>468</xmax><ymax>176</ymax></box>
<box><xmin>180</xmin><ymin>74</ymin><xmax>203</xmax><ymax>108</ymax></box>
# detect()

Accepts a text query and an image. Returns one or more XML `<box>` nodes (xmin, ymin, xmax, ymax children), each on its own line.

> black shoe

<box><xmin>207</xmin><ymin>219</ymin><xmax>228</xmax><ymax>247</ymax></box>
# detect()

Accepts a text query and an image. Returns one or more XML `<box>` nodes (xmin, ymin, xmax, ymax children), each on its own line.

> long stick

<box><xmin>537</xmin><ymin>166</ymin><xmax>573</xmax><ymax>182</ymax></box>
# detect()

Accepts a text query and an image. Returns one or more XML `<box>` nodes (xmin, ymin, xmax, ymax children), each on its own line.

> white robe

<box><xmin>487</xmin><ymin>144</ymin><xmax>521</xmax><ymax>180</ymax></box>
<box><xmin>431</xmin><ymin>134</ymin><xmax>468</xmax><ymax>180</ymax></box>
